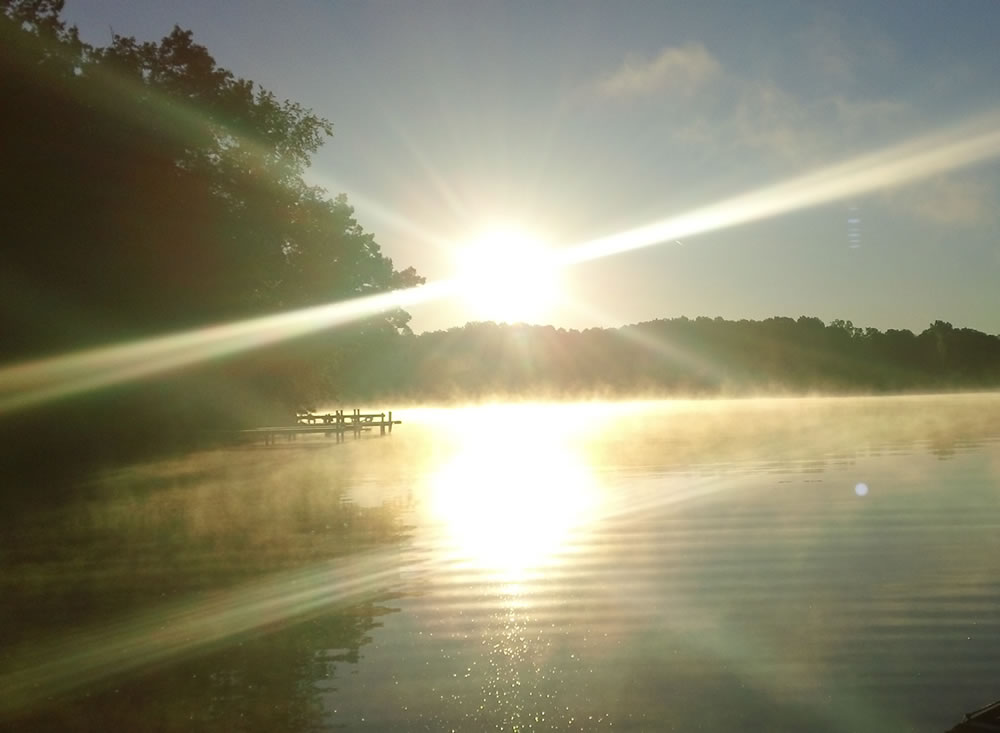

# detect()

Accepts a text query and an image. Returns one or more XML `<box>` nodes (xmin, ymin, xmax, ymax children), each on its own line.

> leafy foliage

<box><xmin>0</xmin><ymin>1</ymin><xmax>423</xmax><ymax>469</ymax></box>
<box><xmin>1</xmin><ymin>0</ymin><xmax>422</xmax><ymax>359</ymax></box>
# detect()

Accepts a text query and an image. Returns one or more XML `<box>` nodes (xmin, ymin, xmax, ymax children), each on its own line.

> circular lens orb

<box><xmin>855</xmin><ymin>482</ymin><xmax>869</xmax><ymax>497</ymax></box>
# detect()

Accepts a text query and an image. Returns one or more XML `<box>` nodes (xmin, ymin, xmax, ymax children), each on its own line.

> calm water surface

<box><xmin>2</xmin><ymin>395</ymin><xmax>999</xmax><ymax>731</ymax></box>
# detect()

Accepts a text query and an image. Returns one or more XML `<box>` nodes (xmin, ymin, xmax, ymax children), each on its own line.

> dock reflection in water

<box><xmin>2</xmin><ymin>395</ymin><xmax>1000</xmax><ymax>731</ymax></box>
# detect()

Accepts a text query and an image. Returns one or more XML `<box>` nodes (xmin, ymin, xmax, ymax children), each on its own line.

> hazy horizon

<box><xmin>406</xmin><ymin>311</ymin><xmax>1000</xmax><ymax>337</ymax></box>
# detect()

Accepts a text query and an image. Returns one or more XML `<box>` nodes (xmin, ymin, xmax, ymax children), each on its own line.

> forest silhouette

<box><xmin>349</xmin><ymin>317</ymin><xmax>1000</xmax><ymax>402</ymax></box>
<box><xmin>3</xmin><ymin>1</ymin><xmax>1000</xmax><ymax>475</ymax></box>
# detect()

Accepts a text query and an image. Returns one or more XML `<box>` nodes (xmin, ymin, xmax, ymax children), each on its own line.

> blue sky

<box><xmin>63</xmin><ymin>0</ymin><xmax>1000</xmax><ymax>333</ymax></box>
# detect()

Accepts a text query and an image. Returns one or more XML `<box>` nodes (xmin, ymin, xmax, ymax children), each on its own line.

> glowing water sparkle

<box><xmin>2</xmin><ymin>395</ymin><xmax>1000</xmax><ymax>731</ymax></box>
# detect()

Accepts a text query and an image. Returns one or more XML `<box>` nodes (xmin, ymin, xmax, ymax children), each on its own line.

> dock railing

<box><xmin>237</xmin><ymin>409</ymin><xmax>399</xmax><ymax>445</ymax></box>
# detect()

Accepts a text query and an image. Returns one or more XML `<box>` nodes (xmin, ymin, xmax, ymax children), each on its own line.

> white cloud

<box><xmin>790</xmin><ymin>13</ymin><xmax>897</xmax><ymax>89</ymax></box>
<box><xmin>595</xmin><ymin>43</ymin><xmax>721</xmax><ymax>98</ymax></box>
<box><xmin>585</xmin><ymin>31</ymin><xmax>996</xmax><ymax>231</ymax></box>
<box><xmin>590</xmin><ymin>42</ymin><xmax>905</xmax><ymax>164</ymax></box>
<box><xmin>886</xmin><ymin>176</ymin><xmax>994</xmax><ymax>227</ymax></box>
<box><xmin>728</xmin><ymin>82</ymin><xmax>907</xmax><ymax>162</ymax></box>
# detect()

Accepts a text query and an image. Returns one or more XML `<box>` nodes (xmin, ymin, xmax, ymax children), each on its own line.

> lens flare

<box><xmin>0</xmin><ymin>281</ymin><xmax>456</xmax><ymax>415</ymax></box>
<box><xmin>558</xmin><ymin>113</ymin><xmax>1000</xmax><ymax>266</ymax></box>
<box><xmin>3</xmin><ymin>112</ymin><xmax>1000</xmax><ymax>413</ymax></box>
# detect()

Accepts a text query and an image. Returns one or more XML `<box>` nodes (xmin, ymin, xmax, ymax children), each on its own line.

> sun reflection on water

<box><xmin>427</xmin><ymin>406</ymin><xmax>600</xmax><ymax>578</ymax></box>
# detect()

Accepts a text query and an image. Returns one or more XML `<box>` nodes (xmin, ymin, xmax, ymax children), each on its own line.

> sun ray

<box><xmin>4</xmin><ymin>111</ymin><xmax>1000</xmax><ymax>413</ymax></box>
<box><xmin>564</xmin><ymin>299</ymin><xmax>730</xmax><ymax>386</ymax></box>
<box><xmin>306</xmin><ymin>169</ymin><xmax>453</xmax><ymax>250</ymax></box>
<box><xmin>0</xmin><ymin>281</ymin><xmax>455</xmax><ymax>415</ymax></box>
<box><xmin>0</xmin><ymin>547</ymin><xmax>409</xmax><ymax>718</ymax></box>
<box><xmin>558</xmin><ymin>112</ymin><xmax>1000</xmax><ymax>266</ymax></box>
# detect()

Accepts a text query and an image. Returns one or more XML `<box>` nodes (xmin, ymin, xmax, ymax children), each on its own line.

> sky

<box><xmin>62</xmin><ymin>0</ymin><xmax>1000</xmax><ymax>335</ymax></box>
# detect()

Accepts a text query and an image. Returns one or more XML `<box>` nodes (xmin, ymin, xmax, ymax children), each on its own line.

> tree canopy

<box><xmin>0</xmin><ymin>0</ymin><xmax>425</xmax><ymax>469</ymax></box>
<box><xmin>1</xmin><ymin>0</ymin><xmax>422</xmax><ymax>361</ymax></box>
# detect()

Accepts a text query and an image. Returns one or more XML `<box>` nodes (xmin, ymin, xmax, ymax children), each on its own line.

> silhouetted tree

<box><xmin>0</xmin><ymin>0</ymin><xmax>423</xmax><ymax>469</ymax></box>
<box><xmin>2</xmin><ymin>2</ymin><xmax>421</xmax><ymax>356</ymax></box>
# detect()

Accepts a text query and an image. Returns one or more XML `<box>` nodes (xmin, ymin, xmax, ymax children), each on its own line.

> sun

<box><xmin>453</xmin><ymin>228</ymin><xmax>562</xmax><ymax>323</ymax></box>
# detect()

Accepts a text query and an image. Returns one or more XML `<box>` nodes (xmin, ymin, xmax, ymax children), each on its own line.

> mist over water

<box><xmin>3</xmin><ymin>394</ymin><xmax>999</xmax><ymax>731</ymax></box>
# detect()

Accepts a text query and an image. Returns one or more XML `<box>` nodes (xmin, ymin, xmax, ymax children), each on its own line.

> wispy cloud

<box><xmin>729</xmin><ymin>82</ymin><xmax>907</xmax><ymax>162</ymax></box>
<box><xmin>886</xmin><ymin>175</ymin><xmax>994</xmax><ymax>227</ymax></box>
<box><xmin>587</xmin><ymin>35</ymin><xmax>997</xmax><ymax>230</ymax></box>
<box><xmin>790</xmin><ymin>13</ymin><xmax>897</xmax><ymax>90</ymax></box>
<box><xmin>594</xmin><ymin>43</ymin><xmax>721</xmax><ymax>98</ymax></box>
<box><xmin>590</xmin><ymin>42</ymin><xmax>904</xmax><ymax>163</ymax></box>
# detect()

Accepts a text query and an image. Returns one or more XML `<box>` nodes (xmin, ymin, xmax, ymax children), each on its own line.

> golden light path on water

<box><xmin>7</xmin><ymin>396</ymin><xmax>997</xmax><ymax>730</ymax></box>
<box><xmin>2</xmin><ymin>111</ymin><xmax>1000</xmax><ymax>414</ymax></box>
<box><xmin>0</xmin><ymin>402</ymin><xmax>695</xmax><ymax>716</ymax></box>
<box><xmin>362</xmin><ymin>403</ymin><xmax>914</xmax><ymax>732</ymax></box>
<box><xmin>423</xmin><ymin>404</ymin><xmax>600</xmax><ymax>579</ymax></box>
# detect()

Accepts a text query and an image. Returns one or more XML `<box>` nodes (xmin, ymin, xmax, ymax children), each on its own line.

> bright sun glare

<box><xmin>428</xmin><ymin>406</ymin><xmax>598</xmax><ymax>578</ymax></box>
<box><xmin>454</xmin><ymin>228</ymin><xmax>562</xmax><ymax>324</ymax></box>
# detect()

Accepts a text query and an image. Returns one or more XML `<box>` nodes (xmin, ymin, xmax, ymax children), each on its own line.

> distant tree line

<box><xmin>335</xmin><ymin>317</ymin><xmax>1000</xmax><ymax>402</ymax></box>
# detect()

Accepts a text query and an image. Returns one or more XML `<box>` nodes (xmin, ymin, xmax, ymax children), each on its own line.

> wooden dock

<box><xmin>239</xmin><ymin>409</ymin><xmax>400</xmax><ymax>445</ymax></box>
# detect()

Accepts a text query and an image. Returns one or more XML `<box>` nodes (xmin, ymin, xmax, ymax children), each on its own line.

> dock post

<box><xmin>388</xmin><ymin>411</ymin><xmax>393</xmax><ymax>433</ymax></box>
<box><xmin>380</xmin><ymin>412</ymin><xmax>385</xmax><ymax>435</ymax></box>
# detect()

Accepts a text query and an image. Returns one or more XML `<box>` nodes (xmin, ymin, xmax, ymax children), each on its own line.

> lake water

<box><xmin>2</xmin><ymin>394</ymin><xmax>999</xmax><ymax>731</ymax></box>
